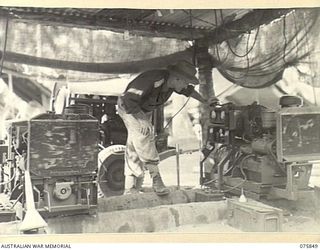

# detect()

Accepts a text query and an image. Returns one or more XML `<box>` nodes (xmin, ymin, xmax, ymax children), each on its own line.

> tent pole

<box><xmin>196</xmin><ymin>42</ymin><xmax>215</xmax><ymax>179</ymax></box>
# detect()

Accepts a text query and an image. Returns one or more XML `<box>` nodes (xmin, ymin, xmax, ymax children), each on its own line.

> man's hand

<box><xmin>139</xmin><ymin>121</ymin><xmax>152</xmax><ymax>136</ymax></box>
<box><xmin>207</xmin><ymin>96</ymin><xmax>219</xmax><ymax>106</ymax></box>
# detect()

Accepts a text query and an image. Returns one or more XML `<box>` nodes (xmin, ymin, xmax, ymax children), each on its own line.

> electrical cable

<box><xmin>215</xmin><ymin>9</ymin><xmax>274</xmax><ymax>83</ymax></box>
<box><xmin>282</xmin><ymin>15</ymin><xmax>288</xmax><ymax>65</ymax></box>
<box><xmin>268</xmin><ymin>139</ymin><xmax>286</xmax><ymax>175</ymax></box>
<box><xmin>202</xmin><ymin>178</ymin><xmax>217</xmax><ymax>186</ymax></box>
<box><xmin>214</xmin><ymin>10</ymin><xmax>250</xmax><ymax>81</ymax></box>
<box><xmin>163</xmin><ymin>97</ymin><xmax>190</xmax><ymax>130</ymax></box>
<box><xmin>222</xmin><ymin>154</ymin><xmax>253</xmax><ymax>193</ymax></box>
<box><xmin>292</xmin><ymin>11</ymin><xmax>300</xmax><ymax>61</ymax></box>
<box><xmin>219</xmin><ymin>10</ymin><xmax>260</xmax><ymax>58</ymax></box>
<box><xmin>224</xmin><ymin>27</ymin><xmax>260</xmax><ymax>58</ymax></box>
<box><xmin>219</xmin><ymin>12</ymin><xmax>252</xmax><ymax>80</ymax></box>
<box><xmin>0</xmin><ymin>167</ymin><xmax>16</xmax><ymax>186</ymax></box>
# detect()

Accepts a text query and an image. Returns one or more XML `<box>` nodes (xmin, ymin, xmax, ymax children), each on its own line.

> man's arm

<box><xmin>120</xmin><ymin>74</ymin><xmax>153</xmax><ymax>115</ymax></box>
<box><xmin>189</xmin><ymin>89</ymin><xmax>207</xmax><ymax>103</ymax></box>
<box><xmin>178</xmin><ymin>85</ymin><xmax>219</xmax><ymax>105</ymax></box>
<box><xmin>189</xmin><ymin>89</ymin><xmax>219</xmax><ymax>106</ymax></box>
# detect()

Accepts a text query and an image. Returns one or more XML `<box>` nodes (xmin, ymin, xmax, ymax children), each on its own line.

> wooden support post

<box><xmin>153</xmin><ymin>106</ymin><xmax>164</xmax><ymax>136</ymax></box>
<box><xmin>196</xmin><ymin>42</ymin><xmax>215</xmax><ymax>178</ymax></box>
<box><xmin>196</xmin><ymin>42</ymin><xmax>215</xmax><ymax>148</ymax></box>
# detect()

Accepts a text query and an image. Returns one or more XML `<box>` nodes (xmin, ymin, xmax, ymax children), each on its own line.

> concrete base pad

<box><xmin>46</xmin><ymin>200</ymin><xmax>227</xmax><ymax>234</ymax></box>
<box><xmin>0</xmin><ymin>189</ymin><xmax>227</xmax><ymax>235</ymax></box>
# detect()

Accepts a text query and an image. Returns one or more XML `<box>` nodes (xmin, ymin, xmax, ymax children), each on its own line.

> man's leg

<box><xmin>123</xmin><ymin>136</ymin><xmax>145</xmax><ymax>194</ymax></box>
<box><xmin>132</xmin><ymin>112</ymin><xmax>169</xmax><ymax>196</ymax></box>
<box><xmin>118</xmin><ymin>105</ymin><xmax>169</xmax><ymax>196</ymax></box>
<box><xmin>146</xmin><ymin>163</ymin><xmax>169</xmax><ymax>196</ymax></box>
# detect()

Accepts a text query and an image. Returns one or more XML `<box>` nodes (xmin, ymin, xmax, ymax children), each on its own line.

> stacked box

<box><xmin>195</xmin><ymin>190</ymin><xmax>225</xmax><ymax>202</ymax></box>
<box><xmin>227</xmin><ymin>198</ymin><xmax>283</xmax><ymax>232</ymax></box>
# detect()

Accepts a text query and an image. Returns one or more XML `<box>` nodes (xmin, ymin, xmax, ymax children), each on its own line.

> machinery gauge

<box><xmin>210</xmin><ymin>110</ymin><xmax>216</xmax><ymax>119</ymax></box>
<box><xmin>221</xmin><ymin>111</ymin><xmax>225</xmax><ymax>120</ymax></box>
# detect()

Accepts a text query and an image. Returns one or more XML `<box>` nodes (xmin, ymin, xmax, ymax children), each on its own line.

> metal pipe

<box><xmin>175</xmin><ymin>144</ymin><xmax>180</xmax><ymax>190</ymax></box>
<box><xmin>43</xmin><ymin>190</ymin><xmax>51</xmax><ymax>212</ymax></box>
<box><xmin>33</xmin><ymin>185</ymin><xmax>41</xmax><ymax>209</ymax></box>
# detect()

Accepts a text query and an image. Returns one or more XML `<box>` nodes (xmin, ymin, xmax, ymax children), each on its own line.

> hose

<box><xmin>222</xmin><ymin>154</ymin><xmax>254</xmax><ymax>193</ymax></box>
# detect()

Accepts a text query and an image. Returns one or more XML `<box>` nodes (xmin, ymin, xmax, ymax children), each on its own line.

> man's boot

<box><xmin>124</xmin><ymin>175</ymin><xmax>139</xmax><ymax>195</ymax></box>
<box><xmin>147</xmin><ymin>164</ymin><xmax>169</xmax><ymax>196</ymax></box>
<box><xmin>152</xmin><ymin>174</ymin><xmax>170</xmax><ymax>196</ymax></box>
<box><xmin>135</xmin><ymin>175</ymin><xmax>145</xmax><ymax>193</ymax></box>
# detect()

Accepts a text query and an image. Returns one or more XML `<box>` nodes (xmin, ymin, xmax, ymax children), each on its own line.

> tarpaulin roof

<box><xmin>0</xmin><ymin>7</ymin><xmax>318</xmax><ymax>88</ymax></box>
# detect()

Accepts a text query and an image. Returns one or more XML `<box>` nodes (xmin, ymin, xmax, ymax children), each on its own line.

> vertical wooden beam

<box><xmin>153</xmin><ymin>106</ymin><xmax>164</xmax><ymax>135</ymax></box>
<box><xmin>196</xmin><ymin>42</ymin><xmax>215</xmax><ymax>148</ymax></box>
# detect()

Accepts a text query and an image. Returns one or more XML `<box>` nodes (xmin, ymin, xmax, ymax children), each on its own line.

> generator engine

<box><xmin>8</xmin><ymin>104</ymin><xmax>99</xmax><ymax>216</ymax></box>
<box><xmin>202</xmin><ymin>97</ymin><xmax>319</xmax><ymax>200</ymax></box>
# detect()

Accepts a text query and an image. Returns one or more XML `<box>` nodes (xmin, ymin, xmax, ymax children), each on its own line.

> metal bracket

<box><xmin>270</xmin><ymin>163</ymin><xmax>313</xmax><ymax>200</ymax></box>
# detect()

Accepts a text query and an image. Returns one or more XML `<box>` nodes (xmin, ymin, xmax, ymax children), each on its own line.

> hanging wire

<box><xmin>163</xmin><ymin>97</ymin><xmax>190</xmax><ymax>130</ymax></box>
<box><xmin>216</xmin><ymin>9</ymin><xmax>274</xmax><ymax>82</ymax></box>
<box><xmin>282</xmin><ymin>15</ymin><xmax>288</xmax><ymax>65</ymax></box>
<box><xmin>214</xmin><ymin>10</ymin><xmax>246</xmax><ymax>80</ymax></box>
<box><xmin>0</xmin><ymin>15</ymin><xmax>9</xmax><ymax>77</ymax></box>
<box><xmin>0</xmin><ymin>165</ymin><xmax>17</xmax><ymax>186</ymax></box>
<box><xmin>216</xmin><ymin>9</ymin><xmax>251</xmax><ymax>80</ymax></box>
<box><xmin>222</xmin><ymin>154</ymin><xmax>253</xmax><ymax>193</ymax></box>
<box><xmin>292</xmin><ymin>11</ymin><xmax>300</xmax><ymax>60</ymax></box>
<box><xmin>226</xmin><ymin>28</ymin><xmax>260</xmax><ymax>58</ymax></box>
<box><xmin>219</xmin><ymin>9</ymin><xmax>259</xmax><ymax>58</ymax></box>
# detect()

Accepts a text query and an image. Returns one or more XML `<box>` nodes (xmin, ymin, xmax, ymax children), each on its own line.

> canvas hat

<box><xmin>168</xmin><ymin>61</ymin><xmax>200</xmax><ymax>85</ymax></box>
